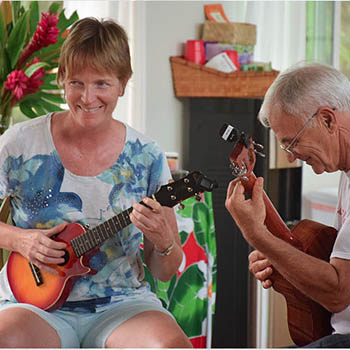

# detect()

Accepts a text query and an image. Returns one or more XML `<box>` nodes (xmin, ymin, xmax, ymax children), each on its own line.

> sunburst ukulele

<box><xmin>7</xmin><ymin>171</ymin><xmax>218</xmax><ymax>312</ymax></box>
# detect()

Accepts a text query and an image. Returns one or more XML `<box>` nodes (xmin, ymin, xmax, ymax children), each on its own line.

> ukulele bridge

<box><xmin>29</xmin><ymin>262</ymin><xmax>43</xmax><ymax>286</ymax></box>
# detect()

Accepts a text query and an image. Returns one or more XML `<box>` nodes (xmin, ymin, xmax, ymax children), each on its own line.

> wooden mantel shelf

<box><xmin>170</xmin><ymin>56</ymin><xmax>279</xmax><ymax>99</ymax></box>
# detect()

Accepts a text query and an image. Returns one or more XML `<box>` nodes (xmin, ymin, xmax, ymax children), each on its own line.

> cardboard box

<box><xmin>202</xmin><ymin>20</ymin><xmax>257</xmax><ymax>45</ymax></box>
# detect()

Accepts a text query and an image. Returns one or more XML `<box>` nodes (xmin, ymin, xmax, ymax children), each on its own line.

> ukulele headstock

<box><xmin>219</xmin><ymin>123</ymin><xmax>265</xmax><ymax>180</ymax></box>
<box><xmin>154</xmin><ymin>171</ymin><xmax>218</xmax><ymax>207</ymax></box>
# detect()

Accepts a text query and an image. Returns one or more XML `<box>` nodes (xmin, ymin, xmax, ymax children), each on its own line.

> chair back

<box><xmin>0</xmin><ymin>197</ymin><xmax>10</xmax><ymax>223</ymax></box>
<box><xmin>0</xmin><ymin>197</ymin><xmax>11</xmax><ymax>269</ymax></box>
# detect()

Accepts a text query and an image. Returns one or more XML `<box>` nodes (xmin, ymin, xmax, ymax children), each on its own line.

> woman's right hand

<box><xmin>15</xmin><ymin>223</ymin><xmax>68</xmax><ymax>274</ymax></box>
<box><xmin>248</xmin><ymin>250</ymin><xmax>274</xmax><ymax>289</ymax></box>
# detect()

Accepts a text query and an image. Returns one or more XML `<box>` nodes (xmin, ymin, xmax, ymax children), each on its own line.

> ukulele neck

<box><xmin>242</xmin><ymin>173</ymin><xmax>297</xmax><ymax>244</ymax></box>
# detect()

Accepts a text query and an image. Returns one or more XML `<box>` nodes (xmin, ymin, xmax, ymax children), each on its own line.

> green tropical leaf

<box><xmin>38</xmin><ymin>98</ymin><xmax>63</xmax><ymax>113</ymax></box>
<box><xmin>40</xmin><ymin>91</ymin><xmax>65</xmax><ymax>104</ymax></box>
<box><xmin>168</xmin><ymin>264</ymin><xmax>207</xmax><ymax>338</ymax></box>
<box><xmin>20</xmin><ymin>97</ymin><xmax>46</xmax><ymax>117</ymax></box>
<box><xmin>29</xmin><ymin>1</ymin><xmax>39</xmax><ymax>38</ymax></box>
<box><xmin>176</xmin><ymin>198</ymin><xmax>194</xmax><ymax>219</ymax></box>
<box><xmin>179</xmin><ymin>230</ymin><xmax>189</xmax><ymax>245</ymax></box>
<box><xmin>19</xmin><ymin>90</ymin><xmax>64</xmax><ymax>115</ymax></box>
<box><xmin>49</xmin><ymin>2</ymin><xmax>61</xmax><ymax>15</ymax></box>
<box><xmin>2</xmin><ymin>48</ymin><xmax>11</xmax><ymax>81</ymax></box>
<box><xmin>0</xmin><ymin>9</ymin><xmax>5</xmax><ymax>80</ymax></box>
<box><xmin>31</xmin><ymin>101</ymin><xmax>46</xmax><ymax>116</ymax></box>
<box><xmin>43</xmin><ymin>73</ymin><xmax>58</xmax><ymax>83</ymax></box>
<box><xmin>19</xmin><ymin>102</ymin><xmax>38</xmax><ymax>119</ymax></box>
<box><xmin>11</xmin><ymin>1</ymin><xmax>22</xmax><ymax>25</ymax></box>
<box><xmin>193</xmin><ymin>202</ymin><xmax>210</xmax><ymax>248</ymax></box>
<box><xmin>57</xmin><ymin>9</ymin><xmax>79</xmax><ymax>33</ymax></box>
<box><xmin>41</xmin><ymin>83</ymin><xmax>60</xmax><ymax>91</ymax></box>
<box><xmin>24</xmin><ymin>62</ymin><xmax>48</xmax><ymax>77</ymax></box>
<box><xmin>154</xmin><ymin>279</ymin><xmax>172</xmax><ymax>306</ymax></box>
<box><xmin>7</xmin><ymin>11</ymin><xmax>29</xmax><ymax>68</ymax></box>
<box><xmin>166</xmin><ymin>274</ymin><xmax>177</xmax><ymax>301</ymax></box>
<box><xmin>204</xmin><ymin>192</ymin><xmax>217</xmax><ymax>258</ymax></box>
<box><xmin>35</xmin><ymin>45</ymin><xmax>61</xmax><ymax>64</ymax></box>
<box><xmin>0</xmin><ymin>7</ymin><xmax>5</xmax><ymax>49</ymax></box>
<box><xmin>143</xmin><ymin>265</ymin><xmax>157</xmax><ymax>293</ymax></box>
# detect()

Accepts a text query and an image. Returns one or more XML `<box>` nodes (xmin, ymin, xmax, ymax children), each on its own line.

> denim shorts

<box><xmin>0</xmin><ymin>291</ymin><xmax>173</xmax><ymax>348</ymax></box>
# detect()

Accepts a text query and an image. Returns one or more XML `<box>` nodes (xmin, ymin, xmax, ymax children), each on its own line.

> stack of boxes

<box><xmin>202</xmin><ymin>20</ymin><xmax>256</xmax><ymax>69</ymax></box>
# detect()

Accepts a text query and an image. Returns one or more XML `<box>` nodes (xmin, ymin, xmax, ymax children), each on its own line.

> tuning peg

<box><xmin>253</xmin><ymin>141</ymin><xmax>264</xmax><ymax>150</ymax></box>
<box><xmin>253</xmin><ymin>141</ymin><xmax>266</xmax><ymax>158</ymax></box>
<box><xmin>254</xmin><ymin>150</ymin><xmax>266</xmax><ymax>158</ymax></box>
<box><xmin>178</xmin><ymin>202</ymin><xmax>185</xmax><ymax>210</ymax></box>
<box><xmin>195</xmin><ymin>193</ymin><xmax>201</xmax><ymax>201</ymax></box>
<box><xmin>168</xmin><ymin>179</ymin><xmax>175</xmax><ymax>184</ymax></box>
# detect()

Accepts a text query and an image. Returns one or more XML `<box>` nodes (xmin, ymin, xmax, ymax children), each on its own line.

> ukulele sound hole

<box><xmin>58</xmin><ymin>250</ymin><xmax>70</xmax><ymax>266</ymax></box>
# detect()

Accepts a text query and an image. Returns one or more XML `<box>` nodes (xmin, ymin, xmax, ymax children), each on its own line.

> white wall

<box><xmin>144</xmin><ymin>1</ymin><xmax>247</xmax><ymax>167</ymax></box>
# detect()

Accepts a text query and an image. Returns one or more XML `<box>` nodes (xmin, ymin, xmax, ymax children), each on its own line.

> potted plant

<box><xmin>0</xmin><ymin>1</ymin><xmax>79</xmax><ymax>134</ymax></box>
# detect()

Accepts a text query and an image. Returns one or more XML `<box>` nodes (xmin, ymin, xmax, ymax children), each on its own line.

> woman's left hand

<box><xmin>130</xmin><ymin>196</ymin><xmax>175</xmax><ymax>252</ymax></box>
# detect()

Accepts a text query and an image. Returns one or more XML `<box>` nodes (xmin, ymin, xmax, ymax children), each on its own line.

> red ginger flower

<box><xmin>17</xmin><ymin>12</ymin><xmax>59</xmax><ymax>68</ymax></box>
<box><xmin>5</xmin><ymin>70</ymin><xmax>29</xmax><ymax>100</ymax></box>
<box><xmin>5</xmin><ymin>59</ymin><xmax>45</xmax><ymax>103</ymax></box>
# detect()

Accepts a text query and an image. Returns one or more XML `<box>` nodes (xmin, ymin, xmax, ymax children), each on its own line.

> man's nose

<box><xmin>287</xmin><ymin>151</ymin><xmax>297</xmax><ymax>163</ymax></box>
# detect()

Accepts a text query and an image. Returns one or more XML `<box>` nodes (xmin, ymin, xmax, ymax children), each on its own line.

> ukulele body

<box><xmin>271</xmin><ymin>219</ymin><xmax>337</xmax><ymax>346</ymax></box>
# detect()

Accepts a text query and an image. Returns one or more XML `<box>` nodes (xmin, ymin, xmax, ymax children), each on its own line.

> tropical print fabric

<box><xmin>142</xmin><ymin>192</ymin><xmax>217</xmax><ymax>348</ymax></box>
<box><xmin>0</xmin><ymin>113</ymin><xmax>171</xmax><ymax>304</ymax></box>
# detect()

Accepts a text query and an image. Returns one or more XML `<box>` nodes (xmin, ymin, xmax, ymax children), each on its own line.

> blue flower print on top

<box><xmin>3</xmin><ymin>152</ymin><xmax>82</xmax><ymax>229</ymax></box>
<box><xmin>98</xmin><ymin>139</ymin><xmax>164</xmax><ymax>209</ymax></box>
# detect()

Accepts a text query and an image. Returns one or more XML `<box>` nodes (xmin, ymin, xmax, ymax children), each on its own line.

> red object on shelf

<box><xmin>185</xmin><ymin>40</ymin><xmax>205</xmax><ymax>65</ymax></box>
<box><xmin>222</xmin><ymin>50</ymin><xmax>240</xmax><ymax>70</ymax></box>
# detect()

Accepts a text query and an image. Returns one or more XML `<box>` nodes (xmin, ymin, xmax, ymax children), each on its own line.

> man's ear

<box><xmin>318</xmin><ymin>107</ymin><xmax>337</xmax><ymax>133</ymax></box>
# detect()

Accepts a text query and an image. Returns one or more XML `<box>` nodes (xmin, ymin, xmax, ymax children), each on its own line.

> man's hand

<box><xmin>225</xmin><ymin>177</ymin><xmax>266</xmax><ymax>246</ymax></box>
<box><xmin>249</xmin><ymin>250</ymin><xmax>274</xmax><ymax>289</ymax></box>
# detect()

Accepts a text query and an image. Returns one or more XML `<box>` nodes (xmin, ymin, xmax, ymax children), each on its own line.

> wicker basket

<box><xmin>202</xmin><ymin>21</ymin><xmax>257</xmax><ymax>45</ymax></box>
<box><xmin>170</xmin><ymin>56</ymin><xmax>279</xmax><ymax>98</ymax></box>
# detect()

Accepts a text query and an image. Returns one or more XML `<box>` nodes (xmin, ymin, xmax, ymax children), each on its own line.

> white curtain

<box><xmin>63</xmin><ymin>1</ymin><xmax>145</xmax><ymax>132</ymax></box>
<box><xmin>242</xmin><ymin>1</ymin><xmax>306</xmax><ymax>71</ymax></box>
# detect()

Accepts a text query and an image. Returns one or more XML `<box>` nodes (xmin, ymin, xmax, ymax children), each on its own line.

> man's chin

<box><xmin>311</xmin><ymin>165</ymin><xmax>325</xmax><ymax>175</ymax></box>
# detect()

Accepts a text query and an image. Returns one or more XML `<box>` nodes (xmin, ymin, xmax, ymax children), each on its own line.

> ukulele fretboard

<box><xmin>71</xmin><ymin>208</ymin><xmax>133</xmax><ymax>257</ymax></box>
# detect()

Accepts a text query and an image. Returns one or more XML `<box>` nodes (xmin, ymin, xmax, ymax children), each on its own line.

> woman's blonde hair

<box><xmin>57</xmin><ymin>17</ymin><xmax>132</xmax><ymax>87</ymax></box>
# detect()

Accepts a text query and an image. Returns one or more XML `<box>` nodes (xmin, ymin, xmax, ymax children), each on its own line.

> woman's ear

<box><xmin>119</xmin><ymin>78</ymin><xmax>130</xmax><ymax>97</ymax></box>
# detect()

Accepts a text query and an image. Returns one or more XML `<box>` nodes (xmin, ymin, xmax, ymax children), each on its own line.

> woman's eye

<box><xmin>69</xmin><ymin>81</ymin><xmax>81</xmax><ymax>86</ymax></box>
<box><xmin>97</xmin><ymin>81</ymin><xmax>109</xmax><ymax>87</ymax></box>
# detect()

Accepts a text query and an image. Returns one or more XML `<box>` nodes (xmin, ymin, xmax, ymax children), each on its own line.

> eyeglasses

<box><xmin>279</xmin><ymin>111</ymin><xmax>318</xmax><ymax>156</ymax></box>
